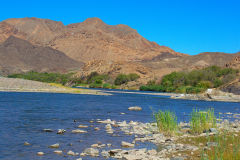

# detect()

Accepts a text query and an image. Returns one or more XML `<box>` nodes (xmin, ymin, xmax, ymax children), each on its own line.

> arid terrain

<box><xmin>0</xmin><ymin>17</ymin><xmax>239</xmax><ymax>92</ymax></box>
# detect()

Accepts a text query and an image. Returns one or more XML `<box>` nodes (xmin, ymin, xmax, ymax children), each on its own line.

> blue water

<box><xmin>0</xmin><ymin>90</ymin><xmax>239</xmax><ymax>160</ymax></box>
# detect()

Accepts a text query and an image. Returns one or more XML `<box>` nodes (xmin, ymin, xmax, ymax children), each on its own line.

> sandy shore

<box><xmin>0</xmin><ymin>77</ymin><xmax>109</xmax><ymax>95</ymax></box>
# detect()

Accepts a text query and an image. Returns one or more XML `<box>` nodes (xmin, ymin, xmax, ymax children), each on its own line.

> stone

<box><xmin>147</xmin><ymin>149</ymin><xmax>157</xmax><ymax>155</ymax></box>
<box><xmin>101</xmin><ymin>150</ymin><xmax>110</xmax><ymax>158</ymax></box>
<box><xmin>67</xmin><ymin>150</ymin><xmax>77</xmax><ymax>156</ymax></box>
<box><xmin>24</xmin><ymin>142</ymin><xmax>31</xmax><ymax>146</ymax></box>
<box><xmin>207</xmin><ymin>142</ymin><xmax>218</xmax><ymax>147</ymax></box>
<box><xmin>91</xmin><ymin>144</ymin><xmax>99</xmax><ymax>148</ymax></box>
<box><xmin>57</xmin><ymin>129</ymin><xmax>66</xmax><ymax>134</ymax></box>
<box><xmin>94</xmin><ymin>127</ymin><xmax>100</xmax><ymax>131</ymax></box>
<box><xmin>37</xmin><ymin>152</ymin><xmax>44</xmax><ymax>156</ymax></box>
<box><xmin>171</xmin><ymin>157</ymin><xmax>185</xmax><ymax>160</ymax></box>
<box><xmin>121</xmin><ymin>141</ymin><xmax>135</xmax><ymax>148</ymax></box>
<box><xmin>43</xmin><ymin>129</ymin><xmax>53</xmax><ymax>132</ymax></box>
<box><xmin>53</xmin><ymin>150</ymin><xmax>62</xmax><ymax>154</ymax></box>
<box><xmin>72</xmin><ymin>129</ymin><xmax>87</xmax><ymax>133</ymax></box>
<box><xmin>78</xmin><ymin>125</ymin><xmax>88</xmax><ymax>128</ymax></box>
<box><xmin>107</xmin><ymin>143</ymin><xmax>112</xmax><ymax>147</ymax></box>
<box><xmin>84</xmin><ymin>148</ymin><xmax>99</xmax><ymax>157</ymax></box>
<box><xmin>209</xmin><ymin>128</ymin><xmax>218</xmax><ymax>133</ymax></box>
<box><xmin>128</xmin><ymin>106</ymin><xmax>142</xmax><ymax>111</ymax></box>
<box><xmin>49</xmin><ymin>143</ymin><xmax>60</xmax><ymax>148</ymax></box>
<box><xmin>76</xmin><ymin>158</ymin><xmax>82</xmax><ymax>160</ymax></box>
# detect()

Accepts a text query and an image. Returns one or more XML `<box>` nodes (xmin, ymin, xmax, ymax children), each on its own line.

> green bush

<box><xmin>89</xmin><ymin>83</ymin><xmax>102</xmax><ymax>88</ymax></box>
<box><xmin>139</xmin><ymin>66</ymin><xmax>239</xmax><ymax>94</ymax></box>
<box><xmin>114</xmin><ymin>73</ymin><xmax>140</xmax><ymax>85</ymax></box>
<box><xmin>8</xmin><ymin>71</ymin><xmax>74</xmax><ymax>85</ymax></box>
<box><xmin>103</xmin><ymin>83</ymin><xmax>111</xmax><ymax>89</ymax></box>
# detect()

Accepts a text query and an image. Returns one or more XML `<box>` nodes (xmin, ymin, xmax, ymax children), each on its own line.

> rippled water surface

<box><xmin>0</xmin><ymin>90</ymin><xmax>239</xmax><ymax>160</ymax></box>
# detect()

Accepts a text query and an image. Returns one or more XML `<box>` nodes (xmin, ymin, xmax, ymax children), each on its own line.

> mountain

<box><xmin>0</xmin><ymin>17</ymin><xmax>239</xmax><ymax>89</ymax></box>
<box><xmin>0</xmin><ymin>36</ymin><xmax>82</xmax><ymax>75</ymax></box>
<box><xmin>0</xmin><ymin>17</ymin><xmax>184</xmax><ymax>63</ymax></box>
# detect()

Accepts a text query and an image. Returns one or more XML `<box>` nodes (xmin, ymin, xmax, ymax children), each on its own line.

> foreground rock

<box><xmin>49</xmin><ymin>143</ymin><xmax>60</xmax><ymax>148</ymax></box>
<box><xmin>37</xmin><ymin>152</ymin><xmax>44</xmax><ymax>156</ymax></box>
<box><xmin>83</xmin><ymin>148</ymin><xmax>99</xmax><ymax>157</ymax></box>
<box><xmin>71</xmin><ymin>129</ymin><xmax>87</xmax><ymax>133</ymax></box>
<box><xmin>128</xmin><ymin>106</ymin><xmax>142</xmax><ymax>111</ymax></box>
<box><xmin>121</xmin><ymin>141</ymin><xmax>135</xmax><ymax>148</ymax></box>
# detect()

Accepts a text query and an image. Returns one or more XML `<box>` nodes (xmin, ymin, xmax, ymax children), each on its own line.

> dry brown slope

<box><xmin>0</xmin><ymin>17</ymin><xmax>185</xmax><ymax>62</ymax></box>
<box><xmin>0</xmin><ymin>36</ymin><xmax>82</xmax><ymax>75</ymax></box>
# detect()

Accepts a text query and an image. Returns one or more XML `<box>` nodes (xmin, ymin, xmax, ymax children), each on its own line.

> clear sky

<box><xmin>0</xmin><ymin>0</ymin><xmax>239</xmax><ymax>55</ymax></box>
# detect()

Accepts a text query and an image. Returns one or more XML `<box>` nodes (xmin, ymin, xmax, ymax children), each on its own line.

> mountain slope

<box><xmin>0</xmin><ymin>17</ymin><xmax>184</xmax><ymax>62</ymax></box>
<box><xmin>0</xmin><ymin>36</ymin><xmax>82</xmax><ymax>75</ymax></box>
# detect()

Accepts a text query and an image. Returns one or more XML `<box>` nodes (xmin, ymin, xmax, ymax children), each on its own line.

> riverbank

<box><xmin>34</xmin><ymin>116</ymin><xmax>240</xmax><ymax>160</ymax></box>
<box><xmin>0</xmin><ymin>77</ymin><xmax>108</xmax><ymax>95</ymax></box>
<box><xmin>171</xmin><ymin>88</ymin><xmax>240</xmax><ymax>102</ymax></box>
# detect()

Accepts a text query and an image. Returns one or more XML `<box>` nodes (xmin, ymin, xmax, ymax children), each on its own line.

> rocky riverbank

<box><xmin>33</xmin><ymin>113</ymin><xmax>240</xmax><ymax>160</ymax></box>
<box><xmin>0</xmin><ymin>77</ymin><xmax>108</xmax><ymax>95</ymax></box>
<box><xmin>171</xmin><ymin>88</ymin><xmax>240</xmax><ymax>102</ymax></box>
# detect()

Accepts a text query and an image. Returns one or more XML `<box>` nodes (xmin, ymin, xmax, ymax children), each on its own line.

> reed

<box><xmin>190</xmin><ymin>108</ymin><xmax>216</xmax><ymax>134</ymax></box>
<box><xmin>154</xmin><ymin>110</ymin><xmax>178</xmax><ymax>135</ymax></box>
<box><xmin>201</xmin><ymin>131</ymin><xmax>240</xmax><ymax>160</ymax></box>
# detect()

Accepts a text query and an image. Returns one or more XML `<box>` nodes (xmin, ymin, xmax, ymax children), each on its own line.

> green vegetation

<box><xmin>201</xmin><ymin>132</ymin><xmax>240</xmax><ymax>160</ymax></box>
<box><xmin>8</xmin><ymin>71</ymin><xmax>139</xmax><ymax>89</ymax></box>
<box><xmin>154</xmin><ymin>110</ymin><xmax>178</xmax><ymax>135</ymax></box>
<box><xmin>190</xmin><ymin>108</ymin><xmax>216</xmax><ymax>134</ymax></box>
<box><xmin>8</xmin><ymin>71</ymin><xmax>74</xmax><ymax>85</ymax></box>
<box><xmin>140</xmin><ymin>66</ymin><xmax>239</xmax><ymax>93</ymax></box>
<box><xmin>114</xmin><ymin>73</ymin><xmax>140</xmax><ymax>85</ymax></box>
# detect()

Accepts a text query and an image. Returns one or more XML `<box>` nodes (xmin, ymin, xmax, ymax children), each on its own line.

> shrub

<box><xmin>114</xmin><ymin>74</ymin><xmax>129</xmax><ymax>85</ymax></box>
<box><xmin>128</xmin><ymin>73</ymin><xmax>140</xmax><ymax>81</ymax></box>
<box><xmin>102</xmin><ymin>83</ymin><xmax>111</xmax><ymax>89</ymax></box>
<box><xmin>114</xmin><ymin>73</ymin><xmax>140</xmax><ymax>85</ymax></box>
<box><xmin>89</xmin><ymin>83</ymin><xmax>102</xmax><ymax>88</ymax></box>
<box><xmin>154</xmin><ymin>110</ymin><xmax>178</xmax><ymax>135</ymax></box>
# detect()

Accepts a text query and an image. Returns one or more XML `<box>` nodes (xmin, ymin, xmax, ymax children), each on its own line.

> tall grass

<box><xmin>154</xmin><ymin>110</ymin><xmax>178</xmax><ymax>135</ymax></box>
<box><xmin>190</xmin><ymin>108</ymin><xmax>216</xmax><ymax>134</ymax></box>
<box><xmin>201</xmin><ymin>132</ymin><xmax>240</xmax><ymax>160</ymax></box>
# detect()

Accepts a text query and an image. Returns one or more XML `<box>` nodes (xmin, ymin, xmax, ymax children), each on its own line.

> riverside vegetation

<box><xmin>153</xmin><ymin>108</ymin><xmax>240</xmax><ymax>159</ymax></box>
<box><xmin>8</xmin><ymin>71</ymin><xmax>140</xmax><ymax>89</ymax></box>
<box><xmin>140</xmin><ymin>66</ymin><xmax>239</xmax><ymax>94</ymax></box>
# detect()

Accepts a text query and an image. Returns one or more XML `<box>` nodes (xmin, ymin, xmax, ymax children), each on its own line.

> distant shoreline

<box><xmin>0</xmin><ymin>77</ymin><xmax>109</xmax><ymax>95</ymax></box>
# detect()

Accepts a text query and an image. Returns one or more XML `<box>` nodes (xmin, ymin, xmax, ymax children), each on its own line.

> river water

<box><xmin>0</xmin><ymin>90</ymin><xmax>239</xmax><ymax>160</ymax></box>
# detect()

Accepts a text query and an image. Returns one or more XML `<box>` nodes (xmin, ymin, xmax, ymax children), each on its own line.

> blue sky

<box><xmin>0</xmin><ymin>0</ymin><xmax>239</xmax><ymax>55</ymax></box>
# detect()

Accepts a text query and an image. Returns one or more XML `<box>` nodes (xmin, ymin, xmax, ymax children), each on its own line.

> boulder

<box><xmin>84</xmin><ymin>148</ymin><xmax>99</xmax><ymax>157</ymax></box>
<box><xmin>37</xmin><ymin>152</ymin><xmax>44</xmax><ymax>156</ymax></box>
<box><xmin>53</xmin><ymin>150</ymin><xmax>62</xmax><ymax>154</ymax></box>
<box><xmin>57</xmin><ymin>129</ymin><xmax>66</xmax><ymax>134</ymax></box>
<box><xmin>121</xmin><ymin>141</ymin><xmax>135</xmax><ymax>148</ymax></box>
<box><xmin>78</xmin><ymin>125</ymin><xmax>88</xmax><ymax>128</ymax></box>
<box><xmin>128</xmin><ymin>106</ymin><xmax>142</xmax><ymax>111</ymax></box>
<box><xmin>49</xmin><ymin>143</ymin><xmax>60</xmax><ymax>148</ymax></box>
<box><xmin>72</xmin><ymin>129</ymin><xmax>87</xmax><ymax>133</ymax></box>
